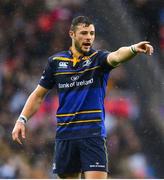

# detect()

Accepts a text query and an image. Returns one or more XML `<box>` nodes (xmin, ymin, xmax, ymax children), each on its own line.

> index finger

<box><xmin>15</xmin><ymin>137</ymin><xmax>23</xmax><ymax>145</ymax></box>
<box><xmin>12</xmin><ymin>129</ymin><xmax>24</xmax><ymax>145</ymax></box>
<box><xmin>139</xmin><ymin>41</ymin><xmax>150</xmax><ymax>45</ymax></box>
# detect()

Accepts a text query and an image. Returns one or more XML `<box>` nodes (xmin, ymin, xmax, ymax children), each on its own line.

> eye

<box><xmin>90</xmin><ymin>31</ymin><xmax>95</xmax><ymax>36</ymax></box>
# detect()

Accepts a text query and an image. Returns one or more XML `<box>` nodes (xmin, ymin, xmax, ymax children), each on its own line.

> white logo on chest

<box><xmin>71</xmin><ymin>75</ymin><xmax>79</xmax><ymax>81</ymax></box>
<box><xmin>82</xmin><ymin>59</ymin><xmax>92</xmax><ymax>67</ymax></box>
<box><xmin>59</xmin><ymin>62</ymin><xmax>68</xmax><ymax>68</ymax></box>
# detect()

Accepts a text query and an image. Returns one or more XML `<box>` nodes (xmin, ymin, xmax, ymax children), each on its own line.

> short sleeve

<box><xmin>39</xmin><ymin>57</ymin><xmax>56</xmax><ymax>89</ymax></box>
<box><xmin>98</xmin><ymin>50</ymin><xmax>115</xmax><ymax>72</ymax></box>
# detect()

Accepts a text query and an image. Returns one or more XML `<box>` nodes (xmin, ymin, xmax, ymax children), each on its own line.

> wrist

<box><xmin>17</xmin><ymin>115</ymin><xmax>28</xmax><ymax>124</ymax></box>
<box><xmin>130</xmin><ymin>45</ymin><xmax>137</xmax><ymax>55</ymax></box>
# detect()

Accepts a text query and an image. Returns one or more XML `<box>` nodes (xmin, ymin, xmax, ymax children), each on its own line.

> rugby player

<box><xmin>12</xmin><ymin>16</ymin><xmax>154</xmax><ymax>179</ymax></box>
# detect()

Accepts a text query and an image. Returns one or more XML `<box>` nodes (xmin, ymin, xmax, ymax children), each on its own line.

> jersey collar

<box><xmin>69</xmin><ymin>47</ymin><xmax>96</xmax><ymax>67</ymax></box>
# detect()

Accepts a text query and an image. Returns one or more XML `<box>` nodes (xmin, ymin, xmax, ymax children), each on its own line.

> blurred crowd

<box><xmin>0</xmin><ymin>0</ymin><xmax>162</xmax><ymax>178</ymax></box>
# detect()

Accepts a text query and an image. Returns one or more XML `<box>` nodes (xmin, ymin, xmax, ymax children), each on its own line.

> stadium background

<box><xmin>0</xmin><ymin>0</ymin><xmax>163</xmax><ymax>178</ymax></box>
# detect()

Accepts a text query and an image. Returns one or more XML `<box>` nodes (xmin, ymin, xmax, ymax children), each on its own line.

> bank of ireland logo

<box><xmin>82</xmin><ymin>59</ymin><xmax>92</xmax><ymax>67</ymax></box>
<box><xmin>59</xmin><ymin>61</ymin><xmax>68</xmax><ymax>68</ymax></box>
<box><xmin>71</xmin><ymin>75</ymin><xmax>79</xmax><ymax>81</ymax></box>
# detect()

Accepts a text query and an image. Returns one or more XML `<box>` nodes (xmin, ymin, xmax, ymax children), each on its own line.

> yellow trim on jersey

<box><xmin>56</xmin><ymin>110</ymin><xmax>102</xmax><ymax>117</ymax></box>
<box><xmin>82</xmin><ymin>51</ymin><xmax>98</xmax><ymax>60</ymax></box>
<box><xmin>53</xmin><ymin>57</ymin><xmax>72</xmax><ymax>61</ymax></box>
<box><xmin>57</xmin><ymin>119</ymin><xmax>101</xmax><ymax>126</ymax></box>
<box><xmin>54</xmin><ymin>65</ymin><xmax>101</xmax><ymax>76</ymax></box>
<box><xmin>72</xmin><ymin>57</ymin><xmax>80</xmax><ymax>67</ymax></box>
<box><xmin>53</xmin><ymin>52</ymin><xmax>98</xmax><ymax>61</ymax></box>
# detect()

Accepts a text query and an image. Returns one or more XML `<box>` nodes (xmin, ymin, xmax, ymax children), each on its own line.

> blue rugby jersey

<box><xmin>39</xmin><ymin>48</ymin><xmax>114</xmax><ymax>140</ymax></box>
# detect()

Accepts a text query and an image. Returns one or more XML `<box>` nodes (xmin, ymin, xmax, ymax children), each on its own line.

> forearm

<box><xmin>107</xmin><ymin>46</ymin><xmax>136</xmax><ymax>67</ymax></box>
<box><xmin>12</xmin><ymin>85</ymin><xmax>48</xmax><ymax>144</ymax></box>
<box><xmin>107</xmin><ymin>41</ymin><xmax>154</xmax><ymax>67</ymax></box>
<box><xmin>19</xmin><ymin>85</ymin><xmax>48</xmax><ymax>121</ymax></box>
<box><xmin>20</xmin><ymin>92</ymin><xmax>44</xmax><ymax>120</ymax></box>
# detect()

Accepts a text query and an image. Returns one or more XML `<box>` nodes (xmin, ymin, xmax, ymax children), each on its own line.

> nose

<box><xmin>86</xmin><ymin>33</ymin><xmax>92</xmax><ymax>41</ymax></box>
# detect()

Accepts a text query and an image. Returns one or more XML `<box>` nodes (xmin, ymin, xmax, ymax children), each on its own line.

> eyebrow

<box><xmin>80</xmin><ymin>30</ymin><xmax>95</xmax><ymax>33</ymax></box>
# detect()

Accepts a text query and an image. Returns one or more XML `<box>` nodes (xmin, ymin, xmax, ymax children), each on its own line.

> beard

<box><xmin>74</xmin><ymin>41</ymin><xmax>84</xmax><ymax>54</ymax></box>
<box><xmin>74</xmin><ymin>40</ymin><xmax>91</xmax><ymax>54</ymax></box>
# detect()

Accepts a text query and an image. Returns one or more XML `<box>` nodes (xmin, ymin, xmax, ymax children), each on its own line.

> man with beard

<box><xmin>12</xmin><ymin>16</ymin><xmax>154</xmax><ymax>179</ymax></box>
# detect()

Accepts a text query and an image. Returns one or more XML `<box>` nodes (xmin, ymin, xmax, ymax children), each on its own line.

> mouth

<box><xmin>82</xmin><ymin>42</ymin><xmax>91</xmax><ymax>48</ymax></box>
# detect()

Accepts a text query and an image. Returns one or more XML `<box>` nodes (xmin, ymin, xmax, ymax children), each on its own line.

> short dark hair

<box><xmin>70</xmin><ymin>16</ymin><xmax>94</xmax><ymax>31</ymax></box>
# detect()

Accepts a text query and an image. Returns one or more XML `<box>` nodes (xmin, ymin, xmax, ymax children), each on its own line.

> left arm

<box><xmin>107</xmin><ymin>41</ymin><xmax>154</xmax><ymax>67</ymax></box>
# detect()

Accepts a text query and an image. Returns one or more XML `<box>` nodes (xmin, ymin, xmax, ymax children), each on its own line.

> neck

<box><xmin>70</xmin><ymin>45</ymin><xmax>83</xmax><ymax>58</ymax></box>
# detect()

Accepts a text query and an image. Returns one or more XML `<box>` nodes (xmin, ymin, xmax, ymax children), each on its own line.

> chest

<box><xmin>53</xmin><ymin>57</ymin><xmax>102</xmax><ymax>91</ymax></box>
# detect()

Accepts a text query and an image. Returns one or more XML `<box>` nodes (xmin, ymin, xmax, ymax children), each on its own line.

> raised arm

<box><xmin>12</xmin><ymin>85</ymin><xmax>49</xmax><ymax>144</ymax></box>
<box><xmin>107</xmin><ymin>41</ymin><xmax>154</xmax><ymax>67</ymax></box>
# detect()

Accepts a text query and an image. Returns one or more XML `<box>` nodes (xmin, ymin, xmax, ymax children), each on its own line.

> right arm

<box><xmin>107</xmin><ymin>41</ymin><xmax>153</xmax><ymax>67</ymax></box>
<box><xmin>12</xmin><ymin>85</ymin><xmax>49</xmax><ymax>144</ymax></box>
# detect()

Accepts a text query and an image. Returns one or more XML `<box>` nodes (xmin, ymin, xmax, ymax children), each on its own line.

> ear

<box><xmin>69</xmin><ymin>30</ymin><xmax>74</xmax><ymax>38</ymax></box>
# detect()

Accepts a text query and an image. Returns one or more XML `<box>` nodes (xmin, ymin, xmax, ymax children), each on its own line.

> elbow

<box><xmin>107</xmin><ymin>52</ymin><xmax>120</xmax><ymax>67</ymax></box>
